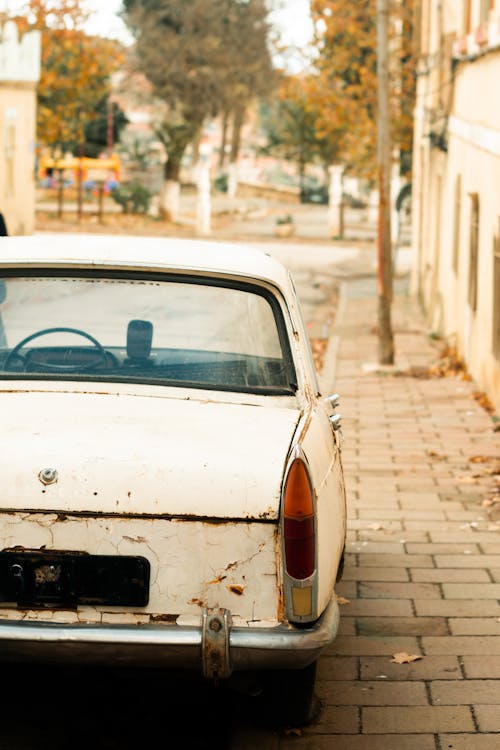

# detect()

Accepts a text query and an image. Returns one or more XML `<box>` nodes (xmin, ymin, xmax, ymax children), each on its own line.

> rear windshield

<box><xmin>0</xmin><ymin>273</ymin><xmax>296</xmax><ymax>395</ymax></box>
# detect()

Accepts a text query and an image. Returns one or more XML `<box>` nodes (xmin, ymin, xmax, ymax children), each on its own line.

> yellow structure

<box><xmin>412</xmin><ymin>0</ymin><xmax>500</xmax><ymax>412</ymax></box>
<box><xmin>38</xmin><ymin>153</ymin><xmax>121</xmax><ymax>184</ymax></box>
<box><xmin>0</xmin><ymin>20</ymin><xmax>40</xmax><ymax>235</ymax></box>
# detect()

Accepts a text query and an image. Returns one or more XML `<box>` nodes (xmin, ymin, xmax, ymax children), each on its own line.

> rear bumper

<box><xmin>0</xmin><ymin>597</ymin><xmax>340</xmax><ymax>674</ymax></box>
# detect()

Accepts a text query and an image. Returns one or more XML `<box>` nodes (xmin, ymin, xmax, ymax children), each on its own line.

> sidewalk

<box><xmin>280</xmin><ymin>278</ymin><xmax>500</xmax><ymax>749</ymax></box>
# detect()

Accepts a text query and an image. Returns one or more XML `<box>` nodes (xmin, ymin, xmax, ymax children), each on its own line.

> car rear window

<box><xmin>0</xmin><ymin>273</ymin><xmax>297</xmax><ymax>394</ymax></box>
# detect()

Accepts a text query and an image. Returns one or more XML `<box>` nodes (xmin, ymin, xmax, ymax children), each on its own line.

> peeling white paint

<box><xmin>0</xmin><ymin>512</ymin><xmax>279</xmax><ymax>623</ymax></box>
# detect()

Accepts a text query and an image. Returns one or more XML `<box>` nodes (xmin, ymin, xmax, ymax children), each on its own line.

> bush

<box><xmin>110</xmin><ymin>180</ymin><xmax>152</xmax><ymax>214</ymax></box>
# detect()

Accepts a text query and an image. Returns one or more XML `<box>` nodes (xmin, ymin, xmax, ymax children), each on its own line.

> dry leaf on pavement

<box><xmin>390</xmin><ymin>652</ymin><xmax>423</xmax><ymax>664</ymax></box>
<box><xmin>336</xmin><ymin>595</ymin><xmax>350</xmax><ymax>605</ymax></box>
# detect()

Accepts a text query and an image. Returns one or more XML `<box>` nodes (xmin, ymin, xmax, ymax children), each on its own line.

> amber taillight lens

<box><xmin>283</xmin><ymin>458</ymin><xmax>315</xmax><ymax>580</ymax></box>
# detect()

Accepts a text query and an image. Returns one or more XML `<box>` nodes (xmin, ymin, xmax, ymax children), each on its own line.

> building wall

<box><xmin>0</xmin><ymin>21</ymin><xmax>40</xmax><ymax>236</ymax></box>
<box><xmin>412</xmin><ymin>0</ymin><xmax>500</xmax><ymax>412</ymax></box>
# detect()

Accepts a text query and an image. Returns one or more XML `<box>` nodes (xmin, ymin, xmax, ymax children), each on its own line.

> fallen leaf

<box><xmin>469</xmin><ymin>455</ymin><xmax>497</xmax><ymax>463</ymax></box>
<box><xmin>283</xmin><ymin>728</ymin><xmax>303</xmax><ymax>736</ymax></box>
<box><xmin>459</xmin><ymin>475</ymin><xmax>481</xmax><ymax>483</ymax></box>
<box><xmin>336</xmin><ymin>595</ymin><xmax>350</xmax><ymax>605</ymax></box>
<box><xmin>390</xmin><ymin>652</ymin><xmax>423</xmax><ymax>664</ymax></box>
<box><xmin>427</xmin><ymin>451</ymin><xmax>448</xmax><ymax>460</ymax></box>
<box><xmin>367</xmin><ymin>523</ymin><xmax>384</xmax><ymax>531</ymax></box>
<box><xmin>482</xmin><ymin>498</ymin><xmax>494</xmax><ymax>507</ymax></box>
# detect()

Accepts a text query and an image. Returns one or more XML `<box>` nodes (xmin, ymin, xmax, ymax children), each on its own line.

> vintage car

<box><xmin>0</xmin><ymin>235</ymin><xmax>346</xmax><ymax>724</ymax></box>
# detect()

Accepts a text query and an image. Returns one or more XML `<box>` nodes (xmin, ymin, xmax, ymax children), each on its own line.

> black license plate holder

<box><xmin>0</xmin><ymin>550</ymin><xmax>150</xmax><ymax>607</ymax></box>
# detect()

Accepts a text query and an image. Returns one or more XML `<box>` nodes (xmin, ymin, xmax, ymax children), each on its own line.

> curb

<box><xmin>319</xmin><ymin>279</ymin><xmax>349</xmax><ymax>395</ymax></box>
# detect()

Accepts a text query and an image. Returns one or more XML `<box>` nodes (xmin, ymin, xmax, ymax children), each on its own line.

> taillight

<box><xmin>283</xmin><ymin>458</ymin><xmax>315</xmax><ymax>580</ymax></box>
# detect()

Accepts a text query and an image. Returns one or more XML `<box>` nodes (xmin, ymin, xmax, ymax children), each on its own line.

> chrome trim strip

<box><xmin>0</xmin><ymin>597</ymin><xmax>340</xmax><ymax>671</ymax></box>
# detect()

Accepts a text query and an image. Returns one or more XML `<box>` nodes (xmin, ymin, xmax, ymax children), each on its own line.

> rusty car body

<box><xmin>0</xmin><ymin>234</ymin><xmax>346</xmax><ymax>723</ymax></box>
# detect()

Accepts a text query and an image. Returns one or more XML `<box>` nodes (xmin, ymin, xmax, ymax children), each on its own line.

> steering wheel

<box><xmin>4</xmin><ymin>327</ymin><xmax>114</xmax><ymax>373</ymax></box>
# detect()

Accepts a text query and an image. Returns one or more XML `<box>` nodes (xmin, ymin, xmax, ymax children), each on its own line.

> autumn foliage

<box><xmin>16</xmin><ymin>0</ymin><xmax>124</xmax><ymax>154</ymax></box>
<box><xmin>302</xmin><ymin>0</ymin><xmax>417</xmax><ymax>177</ymax></box>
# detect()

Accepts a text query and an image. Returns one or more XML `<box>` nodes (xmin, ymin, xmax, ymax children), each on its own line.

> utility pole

<box><xmin>376</xmin><ymin>0</ymin><xmax>394</xmax><ymax>364</ymax></box>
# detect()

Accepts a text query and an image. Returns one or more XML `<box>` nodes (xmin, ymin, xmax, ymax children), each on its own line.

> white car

<box><xmin>0</xmin><ymin>235</ymin><xmax>346</xmax><ymax>725</ymax></box>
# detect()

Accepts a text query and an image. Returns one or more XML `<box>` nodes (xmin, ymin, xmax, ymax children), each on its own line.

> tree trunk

<box><xmin>160</xmin><ymin>158</ymin><xmax>182</xmax><ymax>222</ymax></box>
<box><xmin>219</xmin><ymin>111</ymin><xmax>229</xmax><ymax>169</ymax></box>
<box><xmin>230</xmin><ymin>106</ymin><xmax>245</xmax><ymax>164</ymax></box>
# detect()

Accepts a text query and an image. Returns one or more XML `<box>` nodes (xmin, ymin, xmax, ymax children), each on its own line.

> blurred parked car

<box><xmin>0</xmin><ymin>235</ymin><xmax>346</xmax><ymax>725</ymax></box>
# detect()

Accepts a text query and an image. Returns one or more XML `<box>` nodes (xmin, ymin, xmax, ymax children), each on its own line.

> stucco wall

<box><xmin>0</xmin><ymin>22</ymin><xmax>40</xmax><ymax>236</ymax></box>
<box><xmin>412</xmin><ymin>5</ymin><xmax>500</xmax><ymax>412</ymax></box>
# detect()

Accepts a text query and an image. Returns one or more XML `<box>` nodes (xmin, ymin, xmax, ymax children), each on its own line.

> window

<box><xmin>468</xmin><ymin>193</ymin><xmax>480</xmax><ymax>312</ymax></box>
<box><xmin>493</xmin><ymin>219</ymin><xmax>500</xmax><ymax>360</ymax></box>
<box><xmin>452</xmin><ymin>175</ymin><xmax>461</xmax><ymax>274</ymax></box>
<box><xmin>0</xmin><ymin>273</ymin><xmax>296</xmax><ymax>394</ymax></box>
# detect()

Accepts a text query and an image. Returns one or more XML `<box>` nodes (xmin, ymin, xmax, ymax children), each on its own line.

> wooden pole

<box><xmin>376</xmin><ymin>0</ymin><xmax>394</xmax><ymax>364</ymax></box>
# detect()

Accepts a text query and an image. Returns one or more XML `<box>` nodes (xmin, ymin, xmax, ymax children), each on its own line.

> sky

<box><xmin>2</xmin><ymin>0</ymin><xmax>314</xmax><ymax>58</ymax></box>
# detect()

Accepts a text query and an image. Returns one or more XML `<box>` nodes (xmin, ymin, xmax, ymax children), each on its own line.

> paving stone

<box><xmin>357</xmin><ymin>616</ymin><xmax>448</xmax><ymax>636</ymax></box>
<box><xmin>431</xmin><ymin>680</ymin><xmax>500</xmax><ymax>704</ymax></box>
<box><xmin>449</xmin><ymin>618</ymin><xmax>500</xmax><ymax>635</ymax></box>
<box><xmin>422</xmin><ymin>636</ymin><xmax>500</xmax><ymax>655</ymax></box>
<box><xmin>335</xmin><ymin>599</ymin><xmax>414</xmax><ymax>617</ymax></box>
<box><xmin>410</xmin><ymin>568</ymin><xmax>490</xmax><ymax>582</ymax></box>
<box><xmin>317</xmin><ymin>680</ymin><xmax>428</xmax><ymax>706</ymax></box>
<box><xmin>438</xmin><ymin>735</ymin><xmax>500</xmax><ymax>750</ymax></box>
<box><xmin>461</xmin><ymin>656</ymin><xmax>500</xmax><ymax>678</ymax></box>
<box><xmin>406</xmin><ymin>543</ymin><xmax>480</xmax><ymax>554</ymax></box>
<box><xmin>442</xmin><ymin>583</ymin><xmax>500</xmax><ymax>599</ymax></box>
<box><xmin>481</xmin><ymin>544</ymin><xmax>500</xmax><ymax>553</ymax></box>
<box><xmin>430</xmin><ymin>531</ymin><xmax>499</xmax><ymax>543</ymax></box>
<box><xmin>307</xmin><ymin>705</ymin><xmax>359</xmax><ymax>734</ymax></box>
<box><xmin>359</xmin><ymin>581</ymin><xmax>441</xmax><ymax>599</ymax></box>
<box><xmin>359</xmin><ymin>553</ymin><xmax>434</xmax><ymax>568</ymax></box>
<box><xmin>317</xmin><ymin>655</ymin><xmax>359</xmax><ymax>681</ymax></box>
<box><xmin>279</xmin><ymin>736</ymin><xmax>436</xmax><ymax>750</ymax></box>
<box><xmin>414</xmin><ymin>600</ymin><xmax>500</xmax><ymax>617</ymax></box>
<box><xmin>347</xmin><ymin>541</ymin><xmax>407</xmax><ymax>554</ymax></box>
<box><xmin>361</xmin><ymin>656</ymin><xmax>461</xmax><ymax>681</ymax></box>
<box><xmin>342</xmin><ymin>567</ymin><xmax>410</xmax><ymax>582</ymax></box>
<box><xmin>434</xmin><ymin>555</ymin><xmax>500</xmax><ymax>568</ymax></box>
<box><xmin>474</xmin><ymin>706</ymin><xmax>500</xmax><ymax>731</ymax></box>
<box><xmin>362</xmin><ymin>706</ymin><xmax>474</xmax><ymax>733</ymax></box>
<box><xmin>328</xmin><ymin>635</ymin><xmax>420</xmax><ymax>656</ymax></box>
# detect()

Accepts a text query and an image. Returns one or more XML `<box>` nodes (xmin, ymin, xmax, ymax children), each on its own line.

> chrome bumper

<box><xmin>0</xmin><ymin>597</ymin><xmax>340</xmax><ymax>675</ymax></box>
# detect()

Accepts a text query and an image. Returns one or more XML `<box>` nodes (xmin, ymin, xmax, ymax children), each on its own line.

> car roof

<box><xmin>0</xmin><ymin>234</ymin><xmax>293</xmax><ymax>292</ymax></box>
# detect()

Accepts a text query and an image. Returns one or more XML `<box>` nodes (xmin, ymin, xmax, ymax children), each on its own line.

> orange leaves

<box><xmin>391</xmin><ymin>653</ymin><xmax>423</xmax><ymax>665</ymax></box>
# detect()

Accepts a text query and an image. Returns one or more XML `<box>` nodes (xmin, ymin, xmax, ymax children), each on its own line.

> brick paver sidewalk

<box><xmin>281</xmin><ymin>279</ymin><xmax>500</xmax><ymax>749</ymax></box>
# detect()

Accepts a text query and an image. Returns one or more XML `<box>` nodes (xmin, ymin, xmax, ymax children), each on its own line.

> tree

<box><xmin>17</xmin><ymin>0</ymin><xmax>125</xmax><ymax>155</ymax></box>
<box><xmin>80</xmin><ymin>98</ymin><xmax>129</xmax><ymax>158</ymax></box>
<box><xmin>309</xmin><ymin>0</ymin><xmax>416</xmax><ymax>179</ymax></box>
<box><xmin>123</xmin><ymin>0</ymin><xmax>274</xmax><ymax>218</ymax></box>
<box><xmin>260</xmin><ymin>73</ymin><xmax>343</xmax><ymax>190</ymax></box>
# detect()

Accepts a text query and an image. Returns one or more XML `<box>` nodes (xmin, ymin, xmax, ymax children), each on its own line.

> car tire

<box><xmin>261</xmin><ymin>660</ymin><xmax>319</xmax><ymax>727</ymax></box>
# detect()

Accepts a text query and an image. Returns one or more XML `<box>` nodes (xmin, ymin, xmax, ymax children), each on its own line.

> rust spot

<box><xmin>190</xmin><ymin>598</ymin><xmax>204</xmax><ymax>607</ymax></box>
<box><xmin>207</xmin><ymin>575</ymin><xmax>227</xmax><ymax>585</ymax></box>
<box><xmin>228</xmin><ymin>585</ymin><xmax>244</xmax><ymax>596</ymax></box>
<box><xmin>56</xmin><ymin>514</ymin><xmax>68</xmax><ymax>522</ymax></box>
<box><xmin>149</xmin><ymin>613</ymin><xmax>178</xmax><ymax>623</ymax></box>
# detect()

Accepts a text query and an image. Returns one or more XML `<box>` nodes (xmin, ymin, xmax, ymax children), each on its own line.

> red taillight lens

<box><xmin>283</xmin><ymin>458</ymin><xmax>315</xmax><ymax>580</ymax></box>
